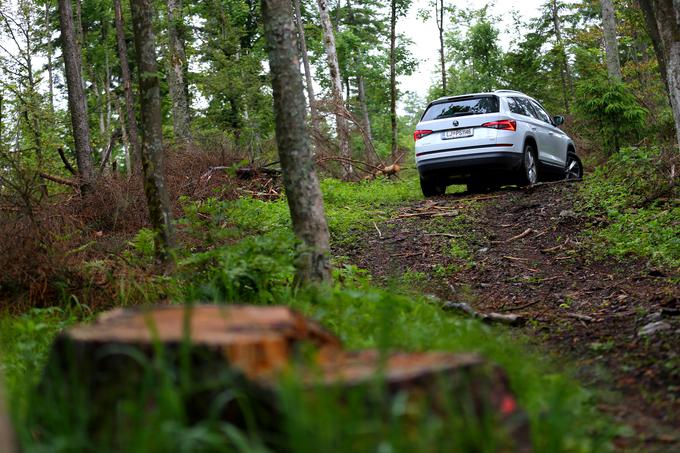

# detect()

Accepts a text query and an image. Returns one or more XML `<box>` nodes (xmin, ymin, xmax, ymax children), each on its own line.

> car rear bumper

<box><xmin>417</xmin><ymin>150</ymin><xmax>523</xmax><ymax>178</ymax></box>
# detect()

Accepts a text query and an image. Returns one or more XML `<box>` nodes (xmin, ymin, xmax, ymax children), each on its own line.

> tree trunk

<box><xmin>262</xmin><ymin>0</ymin><xmax>332</xmax><ymax>283</ymax></box>
<box><xmin>293</xmin><ymin>0</ymin><xmax>320</xmax><ymax>131</ymax></box>
<box><xmin>57</xmin><ymin>0</ymin><xmax>95</xmax><ymax>193</ymax></box>
<box><xmin>129</xmin><ymin>0</ymin><xmax>175</xmax><ymax>266</ymax></box>
<box><xmin>601</xmin><ymin>0</ymin><xmax>622</xmax><ymax>80</ymax></box>
<box><xmin>114</xmin><ymin>0</ymin><xmax>141</xmax><ymax>171</ymax></box>
<box><xmin>45</xmin><ymin>3</ymin><xmax>55</xmax><ymax>112</ymax></box>
<box><xmin>390</xmin><ymin>0</ymin><xmax>398</xmax><ymax>160</ymax></box>
<box><xmin>437</xmin><ymin>0</ymin><xmax>446</xmax><ymax>93</ymax></box>
<box><xmin>552</xmin><ymin>0</ymin><xmax>573</xmax><ymax>113</ymax></box>
<box><xmin>639</xmin><ymin>0</ymin><xmax>680</xmax><ymax>151</ymax></box>
<box><xmin>166</xmin><ymin>0</ymin><xmax>192</xmax><ymax>143</ymax></box>
<box><xmin>357</xmin><ymin>75</ymin><xmax>373</xmax><ymax>143</ymax></box>
<box><xmin>316</xmin><ymin>0</ymin><xmax>352</xmax><ymax>179</ymax></box>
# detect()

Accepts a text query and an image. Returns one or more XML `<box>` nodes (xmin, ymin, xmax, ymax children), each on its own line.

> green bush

<box><xmin>579</xmin><ymin>146</ymin><xmax>679</xmax><ymax>267</ymax></box>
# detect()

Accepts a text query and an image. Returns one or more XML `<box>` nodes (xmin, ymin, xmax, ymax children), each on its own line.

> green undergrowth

<box><xmin>0</xmin><ymin>173</ymin><xmax>619</xmax><ymax>451</ymax></box>
<box><xmin>578</xmin><ymin>146</ymin><xmax>679</xmax><ymax>268</ymax></box>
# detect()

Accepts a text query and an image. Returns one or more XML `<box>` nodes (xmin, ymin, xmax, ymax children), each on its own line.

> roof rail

<box><xmin>494</xmin><ymin>89</ymin><xmax>525</xmax><ymax>95</ymax></box>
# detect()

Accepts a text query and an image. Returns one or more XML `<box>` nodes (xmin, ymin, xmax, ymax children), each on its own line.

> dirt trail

<box><xmin>339</xmin><ymin>182</ymin><xmax>679</xmax><ymax>451</ymax></box>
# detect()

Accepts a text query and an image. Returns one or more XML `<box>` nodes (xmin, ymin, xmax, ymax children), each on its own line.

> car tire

<box><xmin>420</xmin><ymin>175</ymin><xmax>446</xmax><ymax>197</ymax></box>
<box><xmin>518</xmin><ymin>143</ymin><xmax>538</xmax><ymax>186</ymax></box>
<box><xmin>564</xmin><ymin>153</ymin><xmax>583</xmax><ymax>180</ymax></box>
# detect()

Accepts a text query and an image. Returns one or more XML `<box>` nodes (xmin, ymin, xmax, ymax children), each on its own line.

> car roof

<box><xmin>431</xmin><ymin>90</ymin><xmax>530</xmax><ymax>103</ymax></box>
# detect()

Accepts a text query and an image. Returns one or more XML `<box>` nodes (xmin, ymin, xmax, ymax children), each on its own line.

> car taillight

<box><xmin>481</xmin><ymin>119</ymin><xmax>516</xmax><ymax>131</ymax></box>
<box><xmin>414</xmin><ymin>130</ymin><xmax>432</xmax><ymax>141</ymax></box>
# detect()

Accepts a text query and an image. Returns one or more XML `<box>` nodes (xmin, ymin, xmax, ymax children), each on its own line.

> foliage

<box><xmin>579</xmin><ymin>146</ymin><xmax>679</xmax><ymax>267</ymax></box>
<box><xmin>574</xmin><ymin>76</ymin><xmax>647</xmax><ymax>153</ymax></box>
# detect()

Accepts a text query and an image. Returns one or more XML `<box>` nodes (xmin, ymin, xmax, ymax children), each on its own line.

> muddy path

<box><xmin>337</xmin><ymin>181</ymin><xmax>679</xmax><ymax>451</ymax></box>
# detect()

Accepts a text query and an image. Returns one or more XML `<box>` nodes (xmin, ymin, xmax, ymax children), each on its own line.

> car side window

<box><xmin>509</xmin><ymin>97</ymin><xmax>533</xmax><ymax>117</ymax></box>
<box><xmin>529</xmin><ymin>99</ymin><xmax>552</xmax><ymax>124</ymax></box>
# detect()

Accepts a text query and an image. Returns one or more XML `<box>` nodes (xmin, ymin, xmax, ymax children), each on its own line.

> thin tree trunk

<box><xmin>129</xmin><ymin>0</ymin><xmax>175</xmax><ymax>266</ymax></box>
<box><xmin>390</xmin><ymin>0</ymin><xmax>398</xmax><ymax>159</ymax></box>
<box><xmin>316</xmin><ymin>0</ymin><xmax>352</xmax><ymax>179</ymax></box>
<box><xmin>114</xmin><ymin>0</ymin><xmax>141</xmax><ymax>171</ymax></box>
<box><xmin>638</xmin><ymin>0</ymin><xmax>680</xmax><ymax>151</ymax></box>
<box><xmin>293</xmin><ymin>0</ymin><xmax>320</xmax><ymax>131</ymax></box>
<box><xmin>45</xmin><ymin>3</ymin><xmax>54</xmax><ymax>112</ymax></box>
<box><xmin>166</xmin><ymin>0</ymin><xmax>192</xmax><ymax>143</ymax></box>
<box><xmin>437</xmin><ymin>0</ymin><xmax>446</xmax><ymax>93</ymax></box>
<box><xmin>601</xmin><ymin>0</ymin><xmax>622</xmax><ymax>80</ymax></box>
<box><xmin>57</xmin><ymin>0</ymin><xmax>95</xmax><ymax>193</ymax></box>
<box><xmin>357</xmin><ymin>75</ymin><xmax>372</xmax><ymax>143</ymax></box>
<box><xmin>262</xmin><ymin>0</ymin><xmax>331</xmax><ymax>283</ymax></box>
<box><xmin>552</xmin><ymin>0</ymin><xmax>572</xmax><ymax>113</ymax></box>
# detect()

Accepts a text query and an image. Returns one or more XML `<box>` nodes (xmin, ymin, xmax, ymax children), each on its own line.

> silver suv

<box><xmin>414</xmin><ymin>90</ymin><xmax>583</xmax><ymax>196</ymax></box>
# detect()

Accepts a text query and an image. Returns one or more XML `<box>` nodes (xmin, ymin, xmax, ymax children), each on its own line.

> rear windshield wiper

<box><xmin>436</xmin><ymin>111</ymin><xmax>475</xmax><ymax>119</ymax></box>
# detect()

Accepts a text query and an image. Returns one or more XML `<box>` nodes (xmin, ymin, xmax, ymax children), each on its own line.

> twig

<box><xmin>373</xmin><ymin>221</ymin><xmax>382</xmax><ymax>239</ymax></box>
<box><xmin>541</xmin><ymin>244</ymin><xmax>563</xmax><ymax>253</ymax></box>
<box><xmin>501</xmin><ymin>299</ymin><xmax>543</xmax><ymax>312</ymax></box>
<box><xmin>505</xmin><ymin>228</ymin><xmax>533</xmax><ymax>243</ymax></box>
<box><xmin>425</xmin><ymin>233</ymin><xmax>462</xmax><ymax>239</ymax></box>
<box><xmin>503</xmin><ymin>255</ymin><xmax>529</xmax><ymax>262</ymax></box>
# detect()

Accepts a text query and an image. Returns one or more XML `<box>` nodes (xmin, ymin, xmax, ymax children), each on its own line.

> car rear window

<box><xmin>422</xmin><ymin>96</ymin><xmax>499</xmax><ymax>121</ymax></box>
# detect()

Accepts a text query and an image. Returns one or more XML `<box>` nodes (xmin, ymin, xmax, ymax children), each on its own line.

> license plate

<box><xmin>442</xmin><ymin>128</ymin><xmax>473</xmax><ymax>139</ymax></box>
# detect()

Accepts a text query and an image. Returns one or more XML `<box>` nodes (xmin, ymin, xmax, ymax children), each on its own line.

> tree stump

<box><xmin>38</xmin><ymin>304</ymin><xmax>530</xmax><ymax>450</ymax></box>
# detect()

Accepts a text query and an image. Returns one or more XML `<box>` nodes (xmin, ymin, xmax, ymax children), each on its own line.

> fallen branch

<box><xmin>565</xmin><ymin>313</ymin><xmax>595</xmax><ymax>323</ymax></box>
<box><xmin>501</xmin><ymin>299</ymin><xmax>543</xmax><ymax>312</ymax></box>
<box><xmin>504</xmin><ymin>228</ymin><xmax>533</xmax><ymax>243</ymax></box>
<box><xmin>503</xmin><ymin>255</ymin><xmax>529</xmax><ymax>262</ymax></box>
<box><xmin>39</xmin><ymin>172</ymin><xmax>78</xmax><ymax>187</ymax></box>
<box><xmin>442</xmin><ymin>302</ymin><xmax>526</xmax><ymax>326</ymax></box>
<box><xmin>425</xmin><ymin>233</ymin><xmax>462</xmax><ymax>239</ymax></box>
<box><xmin>373</xmin><ymin>221</ymin><xmax>382</xmax><ymax>239</ymax></box>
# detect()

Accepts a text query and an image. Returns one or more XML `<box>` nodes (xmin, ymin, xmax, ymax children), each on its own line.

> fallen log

<box><xmin>38</xmin><ymin>304</ymin><xmax>530</xmax><ymax>450</ymax></box>
<box><xmin>442</xmin><ymin>301</ymin><xmax>527</xmax><ymax>326</ymax></box>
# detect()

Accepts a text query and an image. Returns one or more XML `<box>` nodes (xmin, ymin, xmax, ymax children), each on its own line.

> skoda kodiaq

<box><xmin>414</xmin><ymin>90</ymin><xmax>583</xmax><ymax>196</ymax></box>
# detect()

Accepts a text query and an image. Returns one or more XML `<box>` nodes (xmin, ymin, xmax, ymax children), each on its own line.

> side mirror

<box><xmin>553</xmin><ymin>115</ymin><xmax>565</xmax><ymax>126</ymax></box>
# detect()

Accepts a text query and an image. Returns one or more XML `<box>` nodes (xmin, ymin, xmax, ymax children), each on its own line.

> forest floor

<box><xmin>337</xmin><ymin>181</ymin><xmax>679</xmax><ymax>452</ymax></box>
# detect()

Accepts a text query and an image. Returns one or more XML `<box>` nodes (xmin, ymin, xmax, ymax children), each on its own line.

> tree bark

<box><xmin>638</xmin><ymin>0</ymin><xmax>680</xmax><ymax>151</ymax></box>
<box><xmin>390</xmin><ymin>0</ymin><xmax>398</xmax><ymax>159</ymax></box>
<box><xmin>262</xmin><ymin>0</ymin><xmax>332</xmax><ymax>283</ymax></box>
<box><xmin>601</xmin><ymin>0</ymin><xmax>622</xmax><ymax>80</ymax></box>
<box><xmin>551</xmin><ymin>0</ymin><xmax>573</xmax><ymax>113</ymax></box>
<box><xmin>293</xmin><ymin>0</ymin><xmax>320</xmax><ymax>131</ymax></box>
<box><xmin>166</xmin><ymin>0</ymin><xmax>192</xmax><ymax>143</ymax></box>
<box><xmin>316</xmin><ymin>0</ymin><xmax>352</xmax><ymax>179</ymax></box>
<box><xmin>357</xmin><ymin>75</ymin><xmax>373</xmax><ymax>143</ymax></box>
<box><xmin>114</xmin><ymin>0</ymin><xmax>141</xmax><ymax>171</ymax></box>
<box><xmin>129</xmin><ymin>0</ymin><xmax>175</xmax><ymax>265</ymax></box>
<box><xmin>436</xmin><ymin>0</ymin><xmax>446</xmax><ymax>93</ymax></box>
<box><xmin>45</xmin><ymin>3</ymin><xmax>55</xmax><ymax>112</ymax></box>
<box><xmin>57</xmin><ymin>0</ymin><xmax>95</xmax><ymax>193</ymax></box>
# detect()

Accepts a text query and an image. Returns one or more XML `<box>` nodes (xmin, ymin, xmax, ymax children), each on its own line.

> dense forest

<box><xmin>0</xmin><ymin>0</ymin><xmax>678</xmax><ymax>451</ymax></box>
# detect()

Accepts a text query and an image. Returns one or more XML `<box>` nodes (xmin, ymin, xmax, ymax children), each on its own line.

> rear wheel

<box><xmin>518</xmin><ymin>143</ymin><xmax>538</xmax><ymax>186</ymax></box>
<box><xmin>565</xmin><ymin>153</ymin><xmax>583</xmax><ymax>180</ymax></box>
<box><xmin>420</xmin><ymin>175</ymin><xmax>446</xmax><ymax>197</ymax></box>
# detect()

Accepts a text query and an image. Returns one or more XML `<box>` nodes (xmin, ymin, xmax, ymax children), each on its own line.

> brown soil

<box><xmin>337</xmin><ymin>181</ymin><xmax>679</xmax><ymax>451</ymax></box>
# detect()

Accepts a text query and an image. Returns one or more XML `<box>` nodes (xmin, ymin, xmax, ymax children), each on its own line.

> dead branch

<box><xmin>505</xmin><ymin>228</ymin><xmax>534</xmax><ymax>243</ymax></box>
<box><xmin>39</xmin><ymin>172</ymin><xmax>78</xmax><ymax>187</ymax></box>
<box><xmin>565</xmin><ymin>313</ymin><xmax>595</xmax><ymax>323</ymax></box>
<box><xmin>442</xmin><ymin>302</ymin><xmax>526</xmax><ymax>326</ymax></box>
<box><xmin>425</xmin><ymin>233</ymin><xmax>462</xmax><ymax>239</ymax></box>
<box><xmin>57</xmin><ymin>148</ymin><xmax>76</xmax><ymax>175</ymax></box>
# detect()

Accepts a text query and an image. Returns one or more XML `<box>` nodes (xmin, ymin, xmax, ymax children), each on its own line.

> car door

<box><xmin>527</xmin><ymin>99</ymin><xmax>565</xmax><ymax>168</ymax></box>
<box><xmin>512</xmin><ymin>97</ymin><xmax>550</xmax><ymax>159</ymax></box>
